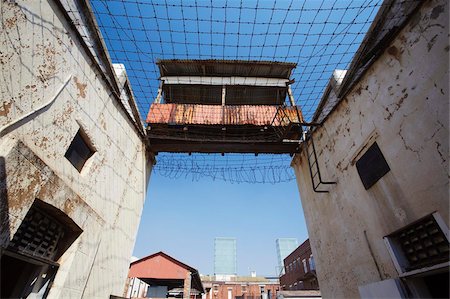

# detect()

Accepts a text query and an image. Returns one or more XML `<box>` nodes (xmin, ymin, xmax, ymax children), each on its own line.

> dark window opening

<box><xmin>65</xmin><ymin>129</ymin><xmax>95</xmax><ymax>172</ymax></box>
<box><xmin>356</xmin><ymin>142</ymin><xmax>390</xmax><ymax>189</ymax></box>
<box><xmin>403</xmin><ymin>269</ymin><xmax>449</xmax><ymax>298</ymax></box>
<box><xmin>0</xmin><ymin>251</ymin><xmax>58</xmax><ymax>299</ymax></box>
<box><xmin>1</xmin><ymin>199</ymin><xmax>82</xmax><ymax>298</ymax></box>
<box><xmin>423</xmin><ymin>271</ymin><xmax>449</xmax><ymax>298</ymax></box>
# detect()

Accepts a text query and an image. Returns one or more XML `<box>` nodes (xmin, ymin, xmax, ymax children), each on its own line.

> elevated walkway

<box><xmin>146</xmin><ymin>60</ymin><xmax>304</xmax><ymax>154</ymax></box>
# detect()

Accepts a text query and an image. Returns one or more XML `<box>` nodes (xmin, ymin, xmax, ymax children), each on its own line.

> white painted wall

<box><xmin>292</xmin><ymin>0</ymin><xmax>448</xmax><ymax>298</ymax></box>
<box><xmin>0</xmin><ymin>1</ymin><xmax>152</xmax><ymax>298</ymax></box>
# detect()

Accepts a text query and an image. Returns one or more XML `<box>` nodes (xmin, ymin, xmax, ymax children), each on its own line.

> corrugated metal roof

<box><xmin>146</xmin><ymin>103</ymin><xmax>303</xmax><ymax>126</ymax></box>
<box><xmin>157</xmin><ymin>59</ymin><xmax>297</xmax><ymax>79</ymax></box>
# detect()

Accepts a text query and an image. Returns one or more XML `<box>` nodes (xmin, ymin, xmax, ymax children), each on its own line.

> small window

<box><xmin>241</xmin><ymin>285</ymin><xmax>247</xmax><ymax>293</ymax></box>
<box><xmin>356</xmin><ymin>142</ymin><xmax>390</xmax><ymax>189</ymax></box>
<box><xmin>302</xmin><ymin>259</ymin><xmax>308</xmax><ymax>273</ymax></box>
<box><xmin>309</xmin><ymin>255</ymin><xmax>315</xmax><ymax>271</ymax></box>
<box><xmin>65</xmin><ymin>129</ymin><xmax>95</xmax><ymax>172</ymax></box>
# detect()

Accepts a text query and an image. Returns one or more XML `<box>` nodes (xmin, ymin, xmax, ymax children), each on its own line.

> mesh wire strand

<box><xmin>84</xmin><ymin>0</ymin><xmax>402</xmax><ymax>183</ymax></box>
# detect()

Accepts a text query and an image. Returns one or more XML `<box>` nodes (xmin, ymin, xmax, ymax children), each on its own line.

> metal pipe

<box><xmin>0</xmin><ymin>74</ymin><xmax>72</xmax><ymax>138</ymax></box>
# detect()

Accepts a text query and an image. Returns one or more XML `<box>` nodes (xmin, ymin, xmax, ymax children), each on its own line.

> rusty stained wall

<box><xmin>0</xmin><ymin>1</ymin><xmax>152</xmax><ymax>298</ymax></box>
<box><xmin>291</xmin><ymin>0</ymin><xmax>448</xmax><ymax>298</ymax></box>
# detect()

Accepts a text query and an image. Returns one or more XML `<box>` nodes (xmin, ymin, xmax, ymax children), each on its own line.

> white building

<box><xmin>0</xmin><ymin>1</ymin><xmax>153</xmax><ymax>298</ymax></box>
<box><xmin>292</xmin><ymin>0</ymin><xmax>448</xmax><ymax>298</ymax></box>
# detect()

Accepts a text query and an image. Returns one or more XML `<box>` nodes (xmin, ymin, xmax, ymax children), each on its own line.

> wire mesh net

<box><xmin>89</xmin><ymin>0</ymin><xmax>385</xmax><ymax>183</ymax></box>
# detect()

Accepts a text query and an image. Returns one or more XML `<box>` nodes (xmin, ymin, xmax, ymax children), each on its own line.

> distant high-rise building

<box><xmin>214</xmin><ymin>237</ymin><xmax>237</xmax><ymax>278</ymax></box>
<box><xmin>276</xmin><ymin>238</ymin><xmax>298</xmax><ymax>275</ymax></box>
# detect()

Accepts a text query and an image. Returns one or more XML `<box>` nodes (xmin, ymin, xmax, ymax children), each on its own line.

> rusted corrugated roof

<box><xmin>146</xmin><ymin>103</ymin><xmax>303</xmax><ymax>126</ymax></box>
<box><xmin>157</xmin><ymin>59</ymin><xmax>297</xmax><ymax>79</ymax></box>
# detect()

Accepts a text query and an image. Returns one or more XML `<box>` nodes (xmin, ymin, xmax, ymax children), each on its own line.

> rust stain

<box><xmin>9</xmin><ymin>168</ymin><xmax>42</xmax><ymax>210</ymax></box>
<box><xmin>63</xmin><ymin>198</ymin><xmax>76</xmax><ymax>215</ymax></box>
<box><xmin>387</xmin><ymin>46</ymin><xmax>401</xmax><ymax>62</ymax></box>
<box><xmin>74</xmin><ymin>77</ymin><xmax>87</xmax><ymax>98</ymax></box>
<box><xmin>0</xmin><ymin>51</ymin><xmax>13</xmax><ymax>65</ymax></box>
<box><xmin>3</xmin><ymin>12</ymin><xmax>26</xmax><ymax>30</ymax></box>
<box><xmin>4</xmin><ymin>15</ymin><xmax>18</xmax><ymax>29</ymax></box>
<box><xmin>430</xmin><ymin>4</ymin><xmax>445</xmax><ymax>20</ymax></box>
<box><xmin>53</xmin><ymin>104</ymin><xmax>74</xmax><ymax>127</ymax></box>
<box><xmin>38</xmin><ymin>136</ymin><xmax>49</xmax><ymax>150</ymax></box>
<box><xmin>3</xmin><ymin>2</ymin><xmax>27</xmax><ymax>30</ymax></box>
<box><xmin>0</xmin><ymin>101</ymin><xmax>12</xmax><ymax>117</ymax></box>
<box><xmin>147</xmin><ymin>103</ymin><xmax>303</xmax><ymax>126</ymax></box>
<box><xmin>36</xmin><ymin>45</ymin><xmax>58</xmax><ymax>84</ymax></box>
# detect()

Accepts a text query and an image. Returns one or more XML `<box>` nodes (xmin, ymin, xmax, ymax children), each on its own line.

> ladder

<box><xmin>304</xmin><ymin>131</ymin><xmax>336</xmax><ymax>193</ymax></box>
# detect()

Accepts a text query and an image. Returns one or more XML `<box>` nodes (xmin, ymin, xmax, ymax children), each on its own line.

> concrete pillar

<box><xmin>123</xmin><ymin>277</ymin><xmax>132</xmax><ymax>297</ymax></box>
<box><xmin>183</xmin><ymin>271</ymin><xmax>192</xmax><ymax>299</ymax></box>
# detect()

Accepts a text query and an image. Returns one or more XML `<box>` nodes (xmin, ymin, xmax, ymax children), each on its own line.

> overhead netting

<box><xmin>90</xmin><ymin>0</ymin><xmax>384</xmax><ymax>183</ymax></box>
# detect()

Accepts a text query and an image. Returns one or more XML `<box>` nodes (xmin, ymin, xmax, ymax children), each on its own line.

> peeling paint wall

<box><xmin>0</xmin><ymin>1</ymin><xmax>152</xmax><ymax>298</ymax></box>
<box><xmin>291</xmin><ymin>0</ymin><xmax>448</xmax><ymax>298</ymax></box>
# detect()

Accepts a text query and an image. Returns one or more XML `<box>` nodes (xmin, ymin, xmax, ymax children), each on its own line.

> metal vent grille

<box><xmin>9</xmin><ymin>207</ymin><xmax>64</xmax><ymax>261</ymax></box>
<box><xmin>393</xmin><ymin>215</ymin><xmax>449</xmax><ymax>271</ymax></box>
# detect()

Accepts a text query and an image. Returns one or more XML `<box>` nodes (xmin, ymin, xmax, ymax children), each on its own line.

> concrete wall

<box><xmin>1</xmin><ymin>1</ymin><xmax>152</xmax><ymax>298</ymax></box>
<box><xmin>291</xmin><ymin>0</ymin><xmax>448</xmax><ymax>298</ymax></box>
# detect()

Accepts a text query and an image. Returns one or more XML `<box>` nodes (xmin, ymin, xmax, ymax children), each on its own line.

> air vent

<box><xmin>385</xmin><ymin>213</ymin><xmax>450</xmax><ymax>274</ymax></box>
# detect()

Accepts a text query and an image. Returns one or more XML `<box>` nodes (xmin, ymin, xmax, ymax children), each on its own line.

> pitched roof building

<box><xmin>126</xmin><ymin>251</ymin><xmax>204</xmax><ymax>298</ymax></box>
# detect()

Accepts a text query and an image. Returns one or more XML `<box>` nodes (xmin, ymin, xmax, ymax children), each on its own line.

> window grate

<box><xmin>391</xmin><ymin>215</ymin><xmax>449</xmax><ymax>271</ymax></box>
<box><xmin>9</xmin><ymin>207</ymin><xmax>64</xmax><ymax>261</ymax></box>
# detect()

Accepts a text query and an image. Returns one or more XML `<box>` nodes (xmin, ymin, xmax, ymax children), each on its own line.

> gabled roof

<box><xmin>129</xmin><ymin>251</ymin><xmax>205</xmax><ymax>293</ymax></box>
<box><xmin>130</xmin><ymin>251</ymin><xmax>198</xmax><ymax>273</ymax></box>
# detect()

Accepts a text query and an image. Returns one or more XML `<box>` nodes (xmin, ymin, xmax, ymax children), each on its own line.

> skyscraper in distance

<box><xmin>214</xmin><ymin>237</ymin><xmax>237</xmax><ymax>279</ymax></box>
<box><xmin>276</xmin><ymin>238</ymin><xmax>298</xmax><ymax>275</ymax></box>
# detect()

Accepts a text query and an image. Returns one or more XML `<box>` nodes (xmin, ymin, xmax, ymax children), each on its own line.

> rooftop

<box><xmin>157</xmin><ymin>59</ymin><xmax>297</xmax><ymax>79</ymax></box>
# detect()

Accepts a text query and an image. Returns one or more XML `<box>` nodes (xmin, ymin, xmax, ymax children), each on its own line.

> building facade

<box><xmin>292</xmin><ymin>0</ymin><xmax>449</xmax><ymax>298</ymax></box>
<box><xmin>279</xmin><ymin>239</ymin><xmax>318</xmax><ymax>291</ymax></box>
<box><xmin>125</xmin><ymin>251</ymin><xmax>204</xmax><ymax>299</ymax></box>
<box><xmin>214</xmin><ymin>238</ymin><xmax>237</xmax><ymax>278</ymax></box>
<box><xmin>202</xmin><ymin>276</ymin><xmax>280</xmax><ymax>299</ymax></box>
<box><xmin>275</xmin><ymin>238</ymin><xmax>298</xmax><ymax>275</ymax></box>
<box><xmin>0</xmin><ymin>1</ymin><xmax>153</xmax><ymax>298</ymax></box>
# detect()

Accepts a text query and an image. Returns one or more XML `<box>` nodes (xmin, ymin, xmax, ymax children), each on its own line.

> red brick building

<box><xmin>202</xmin><ymin>276</ymin><xmax>279</xmax><ymax>299</ymax></box>
<box><xmin>125</xmin><ymin>251</ymin><xmax>204</xmax><ymax>298</ymax></box>
<box><xmin>279</xmin><ymin>239</ymin><xmax>319</xmax><ymax>291</ymax></box>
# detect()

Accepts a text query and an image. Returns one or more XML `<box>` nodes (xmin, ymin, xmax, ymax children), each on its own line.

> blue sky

<box><xmin>133</xmin><ymin>174</ymin><xmax>307</xmax><ymax>276</ymax></box>
<box><xmin>91</xmin><ymin>0</ymin><xmax>382</xmax><ymax>276</ymax></box>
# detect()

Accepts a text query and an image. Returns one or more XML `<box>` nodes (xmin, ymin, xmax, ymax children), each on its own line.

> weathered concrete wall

<box><xmin>0</xmin><ymin>1</ymin><xmax>152</xmax><ymax>298</ymax></box>
<box><xmin>292</xmin><ymin>0</ymin><xmax>448</xmax><ymax>298</ymax></box>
